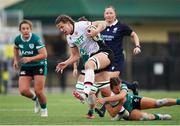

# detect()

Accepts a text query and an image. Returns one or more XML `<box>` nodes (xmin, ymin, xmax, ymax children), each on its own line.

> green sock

<box><xmin>40</xmin><ymin>103</ymin><xmax>47</xmax><ymax>109</ymax></box>
<box><xmin>89</xmin><ymin>109</ymin><xmax>94</xmax><ymax>113</ymax></box>
<box><xmin>154</xmin><ymin>114</ymin><xmax>161</xmax><ymax>120</ymax></box>
<box><xmin>176</xmin><ymin>99</ymin><xmax>180</xmax><ymax>105</ymax></box>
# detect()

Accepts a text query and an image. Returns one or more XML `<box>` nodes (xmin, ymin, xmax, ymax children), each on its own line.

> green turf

<box><xmin>0</xmin><ymin>91</ymin><xmax>180</xmax><ymax>125</ymax></box>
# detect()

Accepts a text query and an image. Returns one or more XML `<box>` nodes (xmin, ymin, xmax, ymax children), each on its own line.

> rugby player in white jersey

<box><xmin>55</xmin><ymin>15</ymin><xmax>116</xmax><ymax>118</ymax></box>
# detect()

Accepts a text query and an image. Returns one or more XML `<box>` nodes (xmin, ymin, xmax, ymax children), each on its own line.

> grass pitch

<box><xmin>0</xmin><ymin>91</ymin><xmax>180</xmax><ymax>125</ymax></box>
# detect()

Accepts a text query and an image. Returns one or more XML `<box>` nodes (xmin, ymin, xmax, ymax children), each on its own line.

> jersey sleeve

<box><xmin>78</xmin><ymin>21</ymin><xmax>91</xmax><ymax>32</ymax></box>
<box><xmin>14</xmin><ymin>36</ymin><xmax>19</xmax><ymax>48</ymax></box>
<box><xmin>35</xmin><ymin>36</ymin><xmax>45</xmax><ymax>50</ymax></box>
<box><xmin>120</xmin><ymin>84</ymin><xmax>128</xmax><ymax>92</ymax></box>
<box><xmin>121</xmin><ymin>24</ymin><xmax>133</xmax><ymax>36</ymax></box>
<box><xmin>66</xmin><ymin>36</ymin><xmax>76</xmax><ymax>48</ymax></box>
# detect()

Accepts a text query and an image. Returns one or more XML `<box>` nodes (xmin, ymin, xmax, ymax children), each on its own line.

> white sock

<box><xmin>84</xmin><ymin>69</ymin><xmax>94</xmax><ymax>95</ymax></box>
<box><xmin>84</xmin><ymin>69</ymin><xmax>94</xmax><ymax>83</ymax></box>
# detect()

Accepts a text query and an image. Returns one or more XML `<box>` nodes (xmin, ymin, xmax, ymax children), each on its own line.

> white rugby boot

<box><xmin>157</xmin><ymin>114</ymin><xmax>172</xmax><ymax>120</ymax></box>
<box><xmin>41</xmin><ymin>108</ymin><xmax>48</xmax><ymax>117</ymax></box>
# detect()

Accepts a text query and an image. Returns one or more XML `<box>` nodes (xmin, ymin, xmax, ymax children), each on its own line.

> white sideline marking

<box><xmin>0</xmin><ymin>108</ymin><xmax>31</xmax><ymax>112</ymax></box>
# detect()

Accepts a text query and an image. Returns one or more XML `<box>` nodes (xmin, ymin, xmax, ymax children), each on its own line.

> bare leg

<box><xmin>34</xmin><ymin>75</ymin><xmax>47</xmax><ymax>106</ymax></box>
<box><xmin>129</xmin><ymin>109</ymin><xmax>171</xmax><ymax>120</ymax></box>
<box><xmin>141</xmin><ymin>97</ymin><xmax>178</xmax><ymax>109</ymax></box>
<box><xmin>19</xmin><ymin>76</ymin><xmax>35</xmax><ymax>99</ymax></box>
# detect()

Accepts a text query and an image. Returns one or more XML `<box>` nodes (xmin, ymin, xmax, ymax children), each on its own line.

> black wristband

<box><xmin>135</xmin><ymin>45</ymin><xmax>141</xmax><ymax>48</ymax></box>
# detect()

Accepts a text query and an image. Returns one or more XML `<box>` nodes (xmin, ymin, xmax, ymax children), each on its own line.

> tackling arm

<box><xmin>64</xmin><ymin>47</ymin><xmax>80</xmax><ymax>65</ymax></box>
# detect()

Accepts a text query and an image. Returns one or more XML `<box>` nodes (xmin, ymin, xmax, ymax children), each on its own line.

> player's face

<box><xmin>56</xmin><ymin>22</ymin><xmax>72</xmax><ymax>35</ymax></box>
<box><xmin>112</xmin><ymin>85</ymin><xmax>120</xmax><ymax>94</ymax></box>
<box><xmin>104</xmin><ymin>7</ymin><xmax>116</xmax><ymax>24</ymax></box>
<box><xmin>20</xmin><ymin>23</ymin><xmax>31</xmax><ymax>39</ymax></box>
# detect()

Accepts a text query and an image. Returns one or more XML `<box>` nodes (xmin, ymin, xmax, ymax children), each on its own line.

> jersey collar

<box><xmin>108</xmin><ymin>19</ymin><xmax>118</xmax><ymax>27</ymax></box>
<box><xmin>20</xmin><ymin>33</ymin><xmax>32</xmax><ymax>42</ymax></box>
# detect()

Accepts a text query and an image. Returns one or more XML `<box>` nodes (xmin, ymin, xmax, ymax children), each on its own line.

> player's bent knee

<box><xmin>87</xmin><ymin>57</ymin><xmax>100</xmax><ymax>70</ymax></box>
<box><xmin>19</xmin><ymin>88</ymin><xmax>28</xmax><ymax>96</ymax></box>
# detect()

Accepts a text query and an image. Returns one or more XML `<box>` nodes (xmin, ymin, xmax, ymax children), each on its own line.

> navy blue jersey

<box><xmin>101</xmin><ymin>21</ymin><xmax>133</xmax><ymax>72</ymax></box>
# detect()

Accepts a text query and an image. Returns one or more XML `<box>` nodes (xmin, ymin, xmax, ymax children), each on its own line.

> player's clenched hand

<box><xmin>55</xmin><ymin>62</ymin><xmax>67</xmax><ymax>73</ymax></box>
<box><xmin>133</xmin><ymin>46</ymin><xmax>141</xmax><ymax>55</ymax></box>
<box><xmin>20</xmin><ymin>57</ymin><xmax>32</xmax><ymax>64</ymax></box>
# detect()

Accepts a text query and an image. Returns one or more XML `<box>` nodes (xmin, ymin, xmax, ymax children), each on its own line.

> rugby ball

<box><xmin>87</xmin><ymin>25</ymin><xmax>102</xmax><ymax>41</ymax></box>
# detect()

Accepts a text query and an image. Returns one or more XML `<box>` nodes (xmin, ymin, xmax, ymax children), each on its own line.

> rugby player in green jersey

<box><xmin>97</xmin><ymin>77</ymin><xmax>180</xmax><ymax>121</ymax></box>
<box><xmin>72</xmin><ymin>48</ymin><xmax>129</xmax><ymax>119</ymax></box>
<box><xmin>13</xmin><ymin>20</ymin><xmax>48</xmax><ymax>117</ymax></box>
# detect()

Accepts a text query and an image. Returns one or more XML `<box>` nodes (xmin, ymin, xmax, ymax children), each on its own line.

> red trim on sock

<box><xmin>84</xmin><ymin>82</ymin><xmax>93</xmax><ymax>86</ymax></box>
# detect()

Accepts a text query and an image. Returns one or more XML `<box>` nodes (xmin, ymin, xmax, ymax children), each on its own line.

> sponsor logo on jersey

<box><xmin>39</xmin><ymin>68</ymin><xmax>43</xmax><ymax>74</ymax></box>
<box><xmin>19</xmin><ymin>44</ymin><xmax>24</xmax><ymax>48</ymax></box>
<box><xmin>102</xmin><ymin>35</ymin><xmax>114</xmax><ymax>41</ymax></box>
<box><xmin>20</xmin><ymin>71</ymin><xmax>26</xmax><ymax>75</ymax></box>
<box><xmin>29</xmin><ymin>44</ymin><xmax>34</xmax><ymax>49</ymax></box>
<box><xmin>113</xmin><ymin>27</ymin><xmax>118</xmax><ymax>33</ymax></box>
<box><xmin>74</xmin><ymin>35</ymin><xmax>84</xmax><ymax>46</ymax></box>
<box><xmin>21</xmin><ymin>50</ymin><xmax>34</xmax><ymax>55</ymax></box>
<box><xmin>133</xmin><ymin>98</ymin><xmax>139</xmax><ymax>102</ymax></box>
<box><xmin>80</xmin><ymin>48</ymin><xmax>88</xmax><ymax>55</ymax></box>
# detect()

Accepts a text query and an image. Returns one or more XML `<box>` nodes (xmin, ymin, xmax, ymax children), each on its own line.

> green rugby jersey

<box><xmin>120</xmin><ymin>83</ymin><xmax>128</xmax><ymax>92</ymax></box>
<box><xmin>14</xmin><ymin>33</ymin><xmax>47</xmax><ymax>67</ymax></box>
<box><xmin>120</xmin><ymin>84</ymin><xmax>134</xmax><ymax>112</ymax></box>
<box><xmin>121</xmin><ymin>83</ymin><xmax>142</xmax><ymax>112</ymax></box>
<box><xmin>78</xmin><ymin>48</ymin><xmax>89</xmax><ymax>70</ymax></box>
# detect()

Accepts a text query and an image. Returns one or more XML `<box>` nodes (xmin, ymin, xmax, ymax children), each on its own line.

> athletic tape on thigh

<box><xmin>94</xmin><ymin>81</ymin><xmax>110</xmax><ymax>89</ymax></box>
<box><xmin>88</xmin><ymin>57</ymin><xmax>100</xmax><ymax>70</ymax></box>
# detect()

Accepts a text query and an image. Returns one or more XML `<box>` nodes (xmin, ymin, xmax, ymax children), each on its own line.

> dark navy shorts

<box><xmin>108</xmin><ymin>54</ymin><xmax>124</xmax><ymax>73</ymax></box>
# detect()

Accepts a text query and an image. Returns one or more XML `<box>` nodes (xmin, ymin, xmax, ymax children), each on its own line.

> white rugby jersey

<box><xmin>66</xmin><ymin>21</ymin><xmax>99</xmax><ymax>55</ymax></box>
